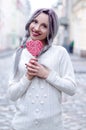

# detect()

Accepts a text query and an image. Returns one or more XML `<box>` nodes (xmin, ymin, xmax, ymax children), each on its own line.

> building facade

<box><xmin>53</xmin><ymin>0</ymin><xmax>86</xmax><ymax>57</ymax></box>
<box><xmin>70</xmin><ymin>0</ymin><xmax>86</xmax><ymax>57</ymax></box>
<box><xmin>0</xmin><ymin>0</ymin><xmax>31</xmax><ymax>50</ymax></box>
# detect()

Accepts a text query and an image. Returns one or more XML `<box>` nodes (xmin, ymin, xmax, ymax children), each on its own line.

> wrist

<box><xmin>43</xmin><ymin>71</ymin><xmax>50</xmax><ymax>79</ymax></box>
<box><xmin>25</xmin><ymin>73</ymin><xmax>33</xmax><ymax>80</ymax></box>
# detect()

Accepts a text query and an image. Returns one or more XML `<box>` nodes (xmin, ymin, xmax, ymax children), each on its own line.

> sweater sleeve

<box><xmin>7</xmin><ymin>53</ymin><xmax>32</xmax><ymax>101</ymax></box>
<box><xmin>46</xmin><ymin>48</ymin><xmax>77</xmax><ymax>96</ymax></box>
<box><xmin>8</xmin><ymin>75</ymin><xmax>31</xmax><ymax>101</ymax></box>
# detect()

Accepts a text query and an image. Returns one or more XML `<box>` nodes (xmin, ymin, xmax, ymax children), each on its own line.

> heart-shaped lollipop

<box><xmin>26</xmin><ymin>40</ymin><xmax>43</xmax><ymax>57</ymax></box>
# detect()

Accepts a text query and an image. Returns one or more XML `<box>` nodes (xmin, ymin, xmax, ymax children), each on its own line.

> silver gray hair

<box><xmin>13</xmin><ymin>8</ymin><xmax>59</xmax><ymax>78</ymax></box>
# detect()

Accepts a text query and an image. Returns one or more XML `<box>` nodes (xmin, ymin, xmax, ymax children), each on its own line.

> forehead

<box><xmin>35</xmin><ymin>13</ymin><xmax>49</xmax><ymax>24</ymax></box>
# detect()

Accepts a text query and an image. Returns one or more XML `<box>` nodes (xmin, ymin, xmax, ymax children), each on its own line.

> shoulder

<box><xmin>51</xmin><ymin>45</ymin><xmax>68</xmax><ymax>55</ymax></box>
<box><xmin>50</xmin><ymin>45</ymin><xmax>71</xmax><ymax>61</ymax></box>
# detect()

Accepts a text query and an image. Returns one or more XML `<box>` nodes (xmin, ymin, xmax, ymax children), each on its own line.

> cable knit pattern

<box><xmin>7</xmin><ymin>45</ymin><xmax>76</xmax><ymax>130</ymax></box>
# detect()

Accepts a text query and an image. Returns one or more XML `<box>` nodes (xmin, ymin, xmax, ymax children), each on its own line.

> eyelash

<box><xmin>32</xmin><ymin>19</ymin><xmax>38</xmax><ymax>24</ymax></box>
<box><xmin>42</xmin><ymin>24</ymin><xmax>47</xmax><ymax>28</ymax></box>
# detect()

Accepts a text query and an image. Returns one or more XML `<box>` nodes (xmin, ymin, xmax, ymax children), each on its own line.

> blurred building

<box><xmin>53</xmin><ymin>0</ymin><xmax>71</xmax><ymax>50</ymax></box>
<box><xmin>70</xmin><ymin>0</ymin><xmax>86</xmax><ymax>57</ymax></box>
<box><xmin>0</xmin><ymin>0</ymin><xmax>31</xmax><ymax>50</ymax></box>
<box><xmin>53</xmin><ymin>0</ymin><xmax>86</xmax><ymax>57</ymax></box>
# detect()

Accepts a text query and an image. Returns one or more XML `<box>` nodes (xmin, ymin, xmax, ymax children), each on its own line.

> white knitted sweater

<box><xmin>8</xmin><ymin>45</ymin><xmax>76</xmax><ymax>130</ymax></box>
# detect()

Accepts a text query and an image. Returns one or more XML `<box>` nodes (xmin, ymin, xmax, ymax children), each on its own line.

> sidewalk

<box><xmin>0</xmin><ymin>49</ymin><xmax>15</xmax><ymax>58</ymax></box>
<box><xmin>70</xmin><ymin>54</ymin><xmax>86</xmax><ymax>73</ymax></box>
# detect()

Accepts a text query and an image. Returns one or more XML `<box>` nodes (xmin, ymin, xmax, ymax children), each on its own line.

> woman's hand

<box><xmin>26</xmin><ymin>58</ymin><xmax>50</xmax><ymax>79</ymax></box>
<box><xmin>25</xmin><ymin>58</ymin><xmax>37</xmax><ymax>80</ymax></box>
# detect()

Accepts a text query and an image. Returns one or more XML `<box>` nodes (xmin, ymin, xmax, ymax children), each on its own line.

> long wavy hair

<box><xmin>13</xmin><ymin>8</ymin><xmax>59</xmax><ymax>78</ymax></box>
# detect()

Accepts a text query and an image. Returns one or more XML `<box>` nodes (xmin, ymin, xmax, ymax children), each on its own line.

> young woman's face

<box><xmin>29</xmin><ymin>13</ymin><xmax>49</xmax><ymax>44</ymax></box>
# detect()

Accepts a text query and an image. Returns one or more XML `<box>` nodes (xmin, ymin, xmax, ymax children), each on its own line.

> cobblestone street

<box><xmin>62</xmin><ymin>54</ymin><xmax>86</xmax><ymax>130</ymax></box>
<box><xmin>0</xmin><ymin>52</ymin><xmax>86</xmax><ymax>130</ymax></box>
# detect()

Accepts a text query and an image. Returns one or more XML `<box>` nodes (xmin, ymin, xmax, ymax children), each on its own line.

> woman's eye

<box><xmin>42</xmin><ymin>24</ymin><xmax>47</xmax><ymax>28</ymax></box>
<box><xmin>32</xmin><ymin>19</ymin><xmax>38</xmax><ymax>24</ymax></box>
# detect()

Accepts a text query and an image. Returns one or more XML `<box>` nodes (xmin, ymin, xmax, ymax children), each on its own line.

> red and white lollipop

<box><xmin>26</xmin><ymin>40</ymin><xmax>43</xmax><ymax>57</ymax></box>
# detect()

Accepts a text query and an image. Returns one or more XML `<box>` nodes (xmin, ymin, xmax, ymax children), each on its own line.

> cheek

<box><xmin>29</xmin><ymin>23</ymin><xmax>34</xmax><ymax>31</ymax></box>
<box><xmin>44</xmin><ymin>33</ymin><xmax>47</xmax><ymax>38</ymax></box>
<box><xmin>43</xmin><ymin>30</ymin><xmax>48</xmax><ymax>37</ymax></box>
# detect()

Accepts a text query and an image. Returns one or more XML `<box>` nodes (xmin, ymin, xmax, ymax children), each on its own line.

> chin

<box><xmin>31</xmin><ymin>37</ymin><xmax>39</xmax><ymax>41</ymax></box>
<box><xmin>31</xmin><ymin>38</ymin><xmax>38</xmax><ymax>41</ymax></box>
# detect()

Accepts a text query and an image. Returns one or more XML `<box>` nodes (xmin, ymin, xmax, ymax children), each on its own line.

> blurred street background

<box><xmin>0</xmin><ymin>0</ymin><xmax>86</xmax><ymax>130</ymax></box>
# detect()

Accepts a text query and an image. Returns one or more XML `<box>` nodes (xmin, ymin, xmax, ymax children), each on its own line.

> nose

<box><xmin>34</xmin><ymin>24</ymin><xmax>40</xmax><ymax>31</ymax></box>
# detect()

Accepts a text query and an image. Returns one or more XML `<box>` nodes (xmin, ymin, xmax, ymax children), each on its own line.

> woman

<box><xmin>7</xmin><ymin>8</ymin><xmax>76</xmax><ymax>130</ymax></box>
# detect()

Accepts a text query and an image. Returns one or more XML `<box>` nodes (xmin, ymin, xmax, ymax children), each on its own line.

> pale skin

<box><xmin>25</xmin><ymin>13</ymin><xmax>50</xmax><ymax>80</ymax></box>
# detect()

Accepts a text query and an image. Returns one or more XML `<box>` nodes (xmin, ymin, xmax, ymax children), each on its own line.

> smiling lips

<box><xmin>31</xmin><ymin>30</ymin><xmax>41</xmax><ymax>37</ymax></box>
